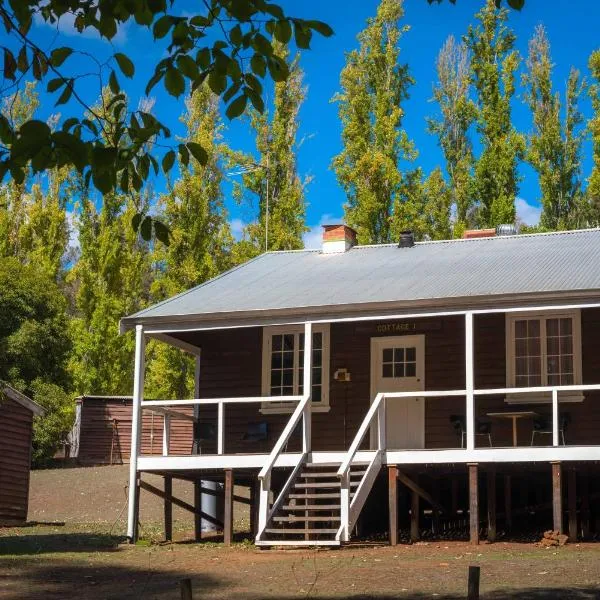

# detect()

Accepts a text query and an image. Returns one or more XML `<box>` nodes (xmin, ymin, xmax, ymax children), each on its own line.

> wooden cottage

<box><xmin>0</xmin><ymin>383</ymin><xmax>44</xmax><ymax>525</ymax></box>
<box><xmin>120</xmin><ymin>226</ymin><xmax>600</xmax><ymax>546</ymax></box>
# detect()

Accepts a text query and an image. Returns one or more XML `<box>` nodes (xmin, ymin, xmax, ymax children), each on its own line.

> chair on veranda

<box><xmin>530</xmin><ymin>412</ymin><xmax>571</xmax><ymax>446</ymax></box>
<box><xmin>450</xmin><ymin>415</ymin><xmax>493</xmax><ymax>447</ymax></box>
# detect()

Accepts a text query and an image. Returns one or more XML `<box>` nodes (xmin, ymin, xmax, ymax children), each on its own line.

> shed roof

<box><xmin>1</xmin><ymin>383</ymin><xmax>45</xmax><ymax>416</ymax></box>
<box><xmin>122</xmin><ymin>229</ymin><xmax>600</xmax><ymax>329</ymax></box>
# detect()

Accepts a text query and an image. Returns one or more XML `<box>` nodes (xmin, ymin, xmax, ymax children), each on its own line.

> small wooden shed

<box><xmin>71</xmin><ymin>396</ymin><xmax>194</xmax><ymax>465</ymax></box>
<box><xmin>0</xmin><ymin>383</ymin><xmax>44</xmax><ymax>525</ymax></box>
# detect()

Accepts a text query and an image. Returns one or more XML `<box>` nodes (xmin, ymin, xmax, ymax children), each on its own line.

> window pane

<box><xmin>271</xmin><ymin>353</ymin><xmax>282</xmax><ymax>369</ymax></box>
<box><xmin>272</xmin><ymin>335</ymin><xmax>282</xmax><ymax>351</ymax></box>
<box><xmin>282</xmin><ymin>352</ymin><xmax>293</xmax><ymax>369</ymax></box>
<box><xmin>313</xmin><ymin>349</ymin><xmax>322</xmax><ymax>367</ymax></box>
<box><xmin>516</xmin><ymin>375</ymin><xmax>528</xmax><ymax>387</ymax></box>
<box><xmin>382</xmin><ymin>364</ymin><xmax>393</xmax><ymax>378</ymax></box>
<box><xmin>547</xmin><ymin>356</ymin><xmax>559</xmax><ymax>374</ymax></box>
<box><xmin>547</xmin><ymin>336</ymin><xmax>559</xmax><ymax>356</ymax></box>
<box><xmin>546</xmin><ymin>318</ymin><xmax>559</xmax><ymax>337</ymax></box>
<box><xmin>312</xmin><ymin>368</ymin><xmax>322</xmax><ymax>385</ymax></box>
<box><xmin>528</xmin><ymin>319</ymin><xmax>540</xmax><ymax>337</ymax></box>
<box><xmin>548</xmin><ymin>374</ymin><xmax>560</xmax><ymax>386</ymax></box>
<box><xmin>394</xmin><ymin>348</ymin><xmax>405</xmax><ymax>362</ymax></box>
<box><xmin>529</xmin><ymin>373</ymin><xmax>542</xmax><ymax>385</ymax></box>
<box><xmin>313</xmin><ymin>332</ymin><xmax>322</xmax><ymax>350</ymax></box>
<box><xmin>283</xmin><ymin>334</ymin><xmax>294</xmax><ymax>351</ymax></box>
<box><xmin>282</xmin><ymin>386</ymin><xmax>294</xmax><ymax>395</ymax></box>
<box><xmin>515</xmin><ymin>338</ymin><xmax>527</xmax><ymax>357</ymax></box>
<box><xmin>271</xmin><ymin>371</ymin><xmax>281</xmax><ymax>388</ymax></box>
<box><xmin>406</xmin><ymin>347</ymin><xmax>416</xmax><ymax>362</ymax></box>
<box><xmin>561</xmin><ymin>355</ymin><xmax>573</xmax><ymax>375</ymax></box>
<box><xmin>562</xmin><ymin>373</ymin><xmax>574</xmax><ymax>385</ymax></box>
<box><xmin>560</xmin><ymin>336</ymin><xmax>573</xmax><ymax>354</ymax></box>
<box><xmin>560</xmin><ymin>318</ymin><xmax>572</xmax><ymax>335</ymax></box>
<box><xmin>282</xmin><ymin>370</ymin><xmax>293</xmax><ymax>387</ymax></box>
<box><xmin>529</xmin><ymin>357</ymin><xmax>541</xmax><ymax>375</ymax></box>
<box><xmin>394</xmin><ymin>363</ymin><xmax>404</xmax><ymax>378</ymax></box>
<box><xmin>383</xmin><ymin>348</ymin><xmax>393</xmax><ymax>362</ymax></box>
<box><xmin>528</xmin><ymin>336</ymin><xmax>541</xmax><ymax>356</ymax></box>
<box><xmin>515</xmin><ymin>357</ymin><xmax>527</xmax><ymax>377</ymax></box>
<box><xmin>515</xmin><ymin>320</ymin><xmax>527</xmax><ymax>338</ymax></box>
<box><xmin>405</xmin><ymin>363</ymin><xmax>416</xmax><ymax>377</ymax></box>
<box><xmin>312</xmin><ymin>384</ymin><xmax>322</xmax><ymax>403</ymax></box>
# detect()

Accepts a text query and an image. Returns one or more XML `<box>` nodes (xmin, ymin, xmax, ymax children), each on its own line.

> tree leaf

<box><xmin>274</xmin><ymin>20</ymin><xmax>292</xmax><ymax>44</ymax></box>
<box><xmin>252</xmin><ymin>33</ymin><xmax>273</xmax><ymax>56</ymax></box>
<box><xmin>153</xmin><ymin>220</ymin><xmax>171</xmax><ymax>245</ymax></box>
<box><xmin>140</xmin><ymin>215</ymin><xmax>152</xmax><ymax>241</ymax></box>
<box><xmin>294</xmin><ymin>22</ymin><xmax>311</xmax><ymax>49</ymax></box>
<box><xmin>109</xmin><ymin>70</ymin><xmax>120</xmax><ymax>94</ymax></box>
<box><xmin>153</xmin><ymin>14</ymin><xmax>172</xmax><ymax>39</ymax></box>
<box><xmin>507</xmin><ymin>0</ymin><xmax>525</xmax><ymax>8</ymax></box>
<box><xmin>132</xmin><ymin>212</ymin><xmax>143</xmax><ymax>232</ymax></box>
<box><xmin>164</xmin><ymin>67</ymin><xmax>185</xmax><ymax>97</ymax></box>
<box><xmin>305</xmin><ymin>20</ymin><xmax>334</xmax><ymax>37</ymax></box>
<box><xmin>114</xmin><ymin>52</ymin><xmax>135</xmax><ymax>78</ymax></box>
<box><xmin>267</xmin><ymin>55</ymin><xmax>289</xmax><ymax>82</ymax></box>
<box><xmin>17</xmin><ymin>45</ymin><xmax>28</xmax><ymax>73</ymax></box>
<box><xmin>3</xmin><ymin>48</ymin><xmax>16</xmax><ymax>80</ymax></box>
<box><xmin>162</xmin><ymin>149</ymin><xmax>175</xmax><ymax>173</ymax></box>
<box><xmin>226</xmin><ymin>94</ymin><xmax>248</xmax><ymax>120</ymax></box>
<box><xmin>208</xmin><ymin>71</ymin><xmax>227</xmax><ymax>95</ymax></box>
<box><xmin>251</xmin><ymin>54</ymin><xmax>266</xmax><ymax>77</ymax></box>
<box><xmin>56</xmin><ymin>81</ymin><xmax>73</xmax><ymax>105</ymax></box>
<box><xmin>186</xmin><ymin>142</ymin><xmax>208</xmax><ymax>165</ymax></box>
<box><xmin>176</xmin><ymin>54</ymin><xmax>198</xmax><ymax>80</ymax></box>
<box><xmin>49</xmin><ymin>47</ymin><xmax>73</xmax><ymax>67</ymax></box>
<box><xmin>47</xmin><ymin>78</ymin><xmax>65</xmax><ymax>93</ymax></box>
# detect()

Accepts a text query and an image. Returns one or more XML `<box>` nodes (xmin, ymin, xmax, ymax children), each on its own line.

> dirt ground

<box><xmin>0</xmin><ymin>466</ymin><xmax>598</xmax><ymax>599</ymax></box>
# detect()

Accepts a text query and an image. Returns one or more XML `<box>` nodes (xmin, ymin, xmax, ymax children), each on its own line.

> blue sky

<box><xmin>26</xmin><ymin>1</ymin><xmax>600</xmax><ymax>247</ymax></box>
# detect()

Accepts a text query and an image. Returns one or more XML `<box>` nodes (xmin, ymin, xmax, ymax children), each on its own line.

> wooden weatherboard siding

<box><xmin>76</xmin><ymin>397</ymin><xmax>194</xmax><ymax>464</ymax></box>
<box><xmin>0</xmin><ymin>396</ymin><xmax>34</xmax><ymax>523</ymax></box>
<box><xmin>172</xmin><ymin>308</ymin><xmax>600</xmax><ymax>453</ymax></box>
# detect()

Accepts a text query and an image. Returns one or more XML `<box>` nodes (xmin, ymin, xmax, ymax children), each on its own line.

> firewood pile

<box><xmin>538</xmin><ymin>530</ymin><xmax>569</xmax><ymax>547</ymax></box>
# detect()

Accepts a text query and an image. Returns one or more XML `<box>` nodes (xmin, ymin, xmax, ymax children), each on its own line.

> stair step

<box><xmin>282</xmin><ymin>504</ymin><xmax>340</xmax><ymax>511</ymax></box>
<box><xmin>294</xmin><ymin>481</ymin><xmax>359</xmax><ymax>489</ymax></box>
<box><xmin>288</xmin><ymin>492</ymin><xmax>355</xmax><ymax>499</ymax></box>
<box><xmin>299</xmin><ymin>470</ymin><xmax>366</xmax><ymax>479</ymax></box>
<box><xmin>264</xmin><ymin>528</ymin><xmax>338</xmax><ymax>535</ymax></box>
<box><xmin>273</xmin><ymin>516</ymin><xmax>341</xmax><ymax>523</ymax></box>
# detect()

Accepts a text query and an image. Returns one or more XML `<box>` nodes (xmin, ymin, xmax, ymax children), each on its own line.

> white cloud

<box><xmin>515</xmin><ymin>197</ymin><xmax>542</xmax><ymax>227</ymax></box>
<box><xmin>230</xmin><ymin>218</ymin><xmax>246</xmax><ymax>240</ymax></box>
<box><xmin>303</xmin><ymin>213</ymin><xmax>344</xmax><ymax>249</ymax></box>
<box><xmin>34</xmin><ymin>12</ymin><xmax>129</xmax><ymax>45</ymax></box>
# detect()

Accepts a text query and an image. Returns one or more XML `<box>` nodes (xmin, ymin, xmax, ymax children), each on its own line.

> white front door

<box><xmin>370</xmin><ymin>335</ymin><xmax>425</xmax><ymax>449</ymax></box>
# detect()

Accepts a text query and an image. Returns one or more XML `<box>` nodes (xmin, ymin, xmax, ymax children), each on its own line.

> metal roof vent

<box><xmin>398</xmin><ymin>231</ymin><xmax>415</xmax><ymax>248</ymax></box>
<box><xmin>496</xmin><ymin>224</ymin><xmax>518</xmax><ymax>237</ymax></box>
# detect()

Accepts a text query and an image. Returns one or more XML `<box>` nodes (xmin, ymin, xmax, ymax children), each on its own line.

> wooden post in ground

<box><xmin>388</xmin><ymin>465</ymin><xmax>398</xmax><ymax>546</ymax></box>
<box><xmin>250</xmin><ymin>478</ymin><xmax>259</xmax><ymax>538</ymax></box>
<box><xmin>180</xmin><ymin>578</ymin><xmax>192</xmax><ymax>600</ymax></box>
<box><xmin>467</xmin><ymin>566</ymin><xmax>480</xmax><ymax>600</ymax></box>
<box><xmin>164</xmin><ymin>475</ymin><xmax>173</xmax><ymax>541</ymax></box>
<box><xmin>487</xmin><ymin>468</ymin><xmax>496</xmax><ymax>542</ymax></box>
<box><xmin>194</xmin><ymin>479</ymin><xmax>202</xmax><ymax>541</ymax></box>
<box><xmin>568</xmin><ymin>469</ymin><xmax>577</xmax><ymax>542</ymax></box>
<box><xmin>581</xmin><ymin>473</ymin><xmax>590</xmax><ymax>540</ymax></box>
<box><xmin>551</xmin><ymin>462</ymin><xmax>563</xmax><ymax>533</ymax></box>
<box><xmin>504</xmin><ymin>475</ymin><xmax>512</xmax><ymax>532</ymax></box>
<box><xmin>224</xmin><ymin>469</ymin><xmax>234</xmax><ymax>545</ymax></box>
<box><xmin>410</xmin><ymin>474</ymin><xmax>420</xmax><ymax>542</ymax></box>
<box><xmin>432</xmin><ymin>477</ymin><xmax>441</xmax><ymax>536</ymax></box>
<box><xmin>468</xmin><ymin>464</ymin><xmax>479</xmax><ymax>545</ymax></box>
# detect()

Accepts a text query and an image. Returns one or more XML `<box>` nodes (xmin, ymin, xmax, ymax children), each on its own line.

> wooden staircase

<box><xmin>258</xmin><ymin>462</ymin><xmax>367</xmax><ymax>546</ymax></box>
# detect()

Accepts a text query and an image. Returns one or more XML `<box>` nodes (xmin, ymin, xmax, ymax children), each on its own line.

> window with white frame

<box><xmin>261</xmin><ymin>324</ymin><xmax>330</xmax><ymax>413</ymax></box>
<box><xmin>505</xmin><ymin>310</ymin><xmax>583</xmax><ymax>402</ymax></box>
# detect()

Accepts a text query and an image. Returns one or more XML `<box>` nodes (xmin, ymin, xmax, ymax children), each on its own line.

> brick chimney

<box><xmin>322</xmin><ymin>224</ymin><xmax>358</xmax><ymax>254</ymax></box>
<box><xmin>462</xmin><ymin>228</ymin><xmax>496</xmax><ymax>240</ymax></box>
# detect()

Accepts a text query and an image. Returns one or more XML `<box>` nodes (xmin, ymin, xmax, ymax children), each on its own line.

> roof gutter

<box><xmin>120</xmin><ymin>288</ymin><xmax>600</xmax><ymax>335</ymax></box>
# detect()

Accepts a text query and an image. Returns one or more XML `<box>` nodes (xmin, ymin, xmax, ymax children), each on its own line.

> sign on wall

<box><xmin>355</xmin><ymin>321</ymin><xmax>443</xmax><ymax>335</ymax></box>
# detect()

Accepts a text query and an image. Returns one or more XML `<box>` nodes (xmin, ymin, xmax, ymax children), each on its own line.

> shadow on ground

<box><xmin>0</xmin><ymin>531</ymin><xmax>124</xmax><ymax>555</ymax></box>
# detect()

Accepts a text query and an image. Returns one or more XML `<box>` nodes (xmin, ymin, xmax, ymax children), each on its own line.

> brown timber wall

<box><xmin>76</xmin><ymin>398</ymin><xmax>194</xmax><ymax>464</ymax></box>
<box><xmin>0</xmin><ymin>397</ymin><xmax>33</xmax><ymax>523</ymax></box>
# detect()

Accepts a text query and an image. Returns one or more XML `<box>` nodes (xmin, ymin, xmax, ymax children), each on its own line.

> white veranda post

<box><xmin>302</xmin><ymin>321</ymin><xmax>312</xmax><ymax>453</ymax></box>
<box><xmin>465</xmin><ymin>312</ymin><xmax>475</xmax><ymax>451</ymax></box>
<box><xmin>127</xmin><ymin>324</ymin><xmax>146</xmax><ymax>542</ymax></box>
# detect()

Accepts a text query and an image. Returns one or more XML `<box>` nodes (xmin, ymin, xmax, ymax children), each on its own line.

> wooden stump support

<box><xmin>487</xmin><ymin>468</ymin><xmax>496</xmax><ymax>543</ymax></box>
<box><xmin>468</xmin><ymin>463</ymin><xmax>479</xmax><ymax>545</ymax></box>
<box><xmin>224</xmin><ymin>469</ymin><xmax>234</xmax><ymax>546</ymax></box>
<box><xmin>388</xmin><ymin>465</ymin><xmax>398</xmax><ymax>546</ymax></box>
<box><xmin>194</xmin><ymin>480</ymin><xmax>202</xmax><ymax>541</ymax></box>
<box><xmin>164</xmin><ymin>475</ymin><xmax>173</xmax><ymax>542</ymax></box>
<box><xmin>568</xmin><ymin>468</ymin><xmax>577</xmax><ymax>542</ymax></box>
<box><xmin>504</xmin><ymin>474</ymin><xmax>512</xmax><ymax>532</ymax></box>
<box><xmin>551</xmin><ymin>462</ymin><xmax>563</xmax><ymax>534</ymax></box>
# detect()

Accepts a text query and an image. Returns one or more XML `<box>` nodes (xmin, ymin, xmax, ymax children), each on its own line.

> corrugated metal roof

<box><xmin>123</xmin><ymin>229</ymin><xmax>600</xmax><ymax>327</ymax></box>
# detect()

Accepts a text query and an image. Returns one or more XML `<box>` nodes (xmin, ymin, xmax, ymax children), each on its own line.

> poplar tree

<box><xmin>586</xmin><ymin>50</ymin><xmax>600</xmax><ymax>226</ymax></box>
<box><xmin>333</xmin><ymin>0</ymin><xmax>416</xmax><ymax>245</ymax></box>
<box><xmin>522</xmin><ymin>26</ymin><xmax>585</xmax><ymax>230</ymax></box>
<box><xmin>146</xmin><ymin>85</ymin><xmax>233</xmax><ymax>399</ymax></box>
<box><xmin>231</xmin><ymin>45</ymin><xmax>308</xmax><ymax>258</ymax></box>
<box><xmin>392</xmin><ymin>167</ymin><xmax>452</xmax><ymax>241</ymax></box>
<box><xmin>465</xmin><ymin>0</ymin><xmax>524</xmax><ymax>227</ymax></box>
<box><xmin>427</xmin><ymin>36</ymin><xmax>476</xmax><ymax>234</ymax></box>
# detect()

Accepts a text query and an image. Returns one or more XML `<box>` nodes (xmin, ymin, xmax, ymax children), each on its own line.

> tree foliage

<box><xmin>428</xmin><ymin>36</ymin><xmax>476</xmax><ymax>234</ymax></box>
<box><xmin>231</xmin><ymin>44</ymin><xmax>308</xmax><ymax>257</ymax></box>
<box><xmin>465</xmin><ymin>0</ymin><xmax>524</xmax><ymax>227</ymax></box>
<box><xmin>0</xmin><ymin>0</ymin><xmax>332</xmax><ymax>239</ymax></box>
<box><xmin>586</xmin><ymin>50</ymin><xmax>600</xmax><ymax>226</ymax></box>
<box><xmin>146</xmin><ymin>84</ymin><xmax>233</xmax><ymax>400</ymax></box>
<box><xmin>522</xmin><ymin>25</ymin><xmax>586</xmax><ymax>230</ymax></box>
<box><xmin>333</xmin><ymin>0</ymin><xmax>416</xmax><ymax>245</ymax></box>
